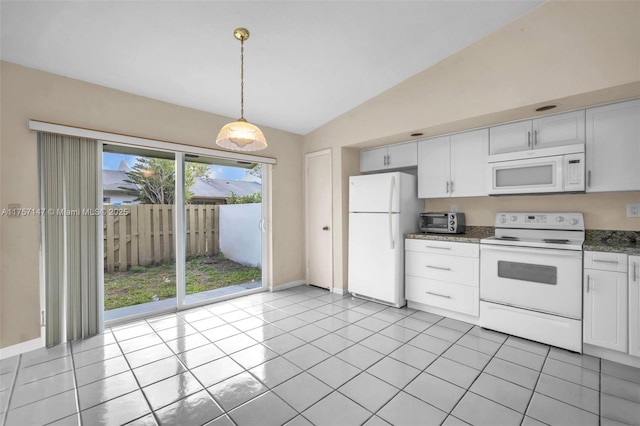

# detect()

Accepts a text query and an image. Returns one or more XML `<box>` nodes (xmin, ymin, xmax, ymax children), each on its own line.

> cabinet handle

<box><xmin>534</xmin><ymin>129</ymin><xmax>538</xmax><ymax>145</ymax></box>
<box><xmin>425</xmin><ymin>265</ymin><xmax>452</xmax><ymax>271</ymax></box>
<box><xmin>586</xmin><ymin>275</ymin><xmax>591</xmax><ymax>293</ymax></box>
<box><xmin>446</xmin><ymin>181</ymin><xmax>450</xmax><ymax>194</ymax></box>
<box><xmin>425</xmin><ymin>246</ymin><xmax>451</xmax><ymax>250</ymax></box>
<box><xmin>383</xmin><ymin>155</ymin><xmax>387</xmax><ymax>166</ymax></box>
<box><xmin>450</xmin><ymin>181</ymin><xmax>454</xmax><ymax>193</ymax></box>
<box><xmin>633</xmin><ymin>262</ymin><xmax>637</xmax><ymax>282</ymax></box>
<box><xmin>426</xmin><ymin>291</ymin><xmax>452</xmax><ymax>299</ymax></box>
<box><xmin>386</xmin><ymin>155</ymin><xmax>390</xmax><ymax>166</ymax></box>
<box><xmin>528</xmin><ymin>131</ymin><xmax>531</xmax><ymax>147</ymax></box>
<box><xmin>592</xmin><ymin>259</ymin><xmax>619</xmax><ymax>264</ymax></box>
<box><xmin>587</xmin><ymin>170</ymin><xmax>591</xmax><ymax>188</ymax></box>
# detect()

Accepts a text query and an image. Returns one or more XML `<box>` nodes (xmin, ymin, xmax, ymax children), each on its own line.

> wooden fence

<box><xmin>104</xmin><ymin>204</ymin><xmax>219</xmax><ymax>272</ymax></box>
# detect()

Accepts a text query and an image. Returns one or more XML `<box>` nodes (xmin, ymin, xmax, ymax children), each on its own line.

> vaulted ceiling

<box><xmin>0</xmin><ymin>1</ymin><xmax>544</xmax><ymax>135</ymax></box>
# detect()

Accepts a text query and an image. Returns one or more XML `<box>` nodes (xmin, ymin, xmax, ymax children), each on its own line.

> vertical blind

<box><xmin>40</xmin><ymin>132</ymin><xmax>103</xmax><ymax>346</ymax></box>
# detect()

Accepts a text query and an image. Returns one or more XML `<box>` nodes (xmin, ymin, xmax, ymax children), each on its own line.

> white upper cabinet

<box><xmin>489</xmin><ymin>110</ymin><xmax>585</xmax><ymax>157</ymax></box>
<box><xmin>360</xmin><ymin>142</ymin><xmax>417</xmax><ymax>173</ymax></box>
<box><xmin>418</xmin><ymin>136</ymin><xmax>450</xmax><ymax>198</ymax></box>
<box><xmin>489</xmin><ymin>120</ymin><xmax>533</xmax><ymax>156</ymax></box>
<box><xmin>450</xmin><ymin>129</ymin><xmax>488</xmax><ymax>197</ymax></box>
<box><xmin>418</xmin><ymin>129</ymin><xmax>488</xmax><ymax>198</ymax></box>
<box><xmin>586</xmin><ymin>98</ymin><xmax>640</xmax><ymax>193</ymax></box>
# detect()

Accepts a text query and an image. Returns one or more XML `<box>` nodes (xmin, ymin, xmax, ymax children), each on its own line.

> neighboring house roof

<box><xmin>190</xmin><ymin>177</ymin><xmax>260</xmax><ymax>199</ymax></box>
<box><xmin>103</xmin><ymin>170</ymin><xmax>138</xmax><ymax>192</ymax></box>
<box><xmin>102</xmin><ymin>170</ymin><xmax>260</xmax><ymax>200</ymax></box>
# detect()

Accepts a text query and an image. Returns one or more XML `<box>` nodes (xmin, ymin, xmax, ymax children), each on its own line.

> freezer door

<box><xmin>349</xmin><ymin>173</ymin><xmax>401</xmax><ymax>213</ymax></box>
<box><xmin>348</xmin><ymin>212</ymin><xmax>404</xmax><ymax>306</ymax></box>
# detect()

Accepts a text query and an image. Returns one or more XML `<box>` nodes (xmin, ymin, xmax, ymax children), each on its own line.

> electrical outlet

<box><xmin>450</xmin><ymin>205</ymin><xmax>458</xmax><ymax>213</ymax></box>
<box><xmin>627</xmin><ymin>203</ymin><xmax>640</xmax><ymax>218</ymax></box>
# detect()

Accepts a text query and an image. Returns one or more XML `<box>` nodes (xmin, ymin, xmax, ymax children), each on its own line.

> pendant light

<box><xmin>216</xmin><ymin>28</ymin><xmax>267</xmax><ymax>151</ymax></box>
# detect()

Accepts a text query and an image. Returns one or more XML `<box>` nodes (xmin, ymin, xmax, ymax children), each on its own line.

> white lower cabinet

<box><xmin>630</xmin><ymin>255</ymin><xmax>640</xmax><ymax>357</ymax></box>
<box><xmin>583</xmin><ymin>268</ymin><xmax>628</xmax><ymax>352</ymax></box>
<box><xmin>405</xmin><ymin>239</ymin><xmax>479</xmax><ymax>316</ymax></box>
<box><xmin>583</xmin><ymin>251</ymin><xmax>640</xmax><ymax>359</ymax></box>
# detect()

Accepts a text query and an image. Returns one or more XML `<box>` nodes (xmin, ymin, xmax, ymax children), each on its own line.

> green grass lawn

<box><xmin>104</xmin><ymin>254</ymin><xmax>261</xmax><ymax>310</ymax></box>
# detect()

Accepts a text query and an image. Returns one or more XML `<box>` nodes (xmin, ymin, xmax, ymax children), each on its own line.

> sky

<box><xmin>103</xmin><ymin>152</ymin><xmax>248</xmax><ymax>180</ymax></box>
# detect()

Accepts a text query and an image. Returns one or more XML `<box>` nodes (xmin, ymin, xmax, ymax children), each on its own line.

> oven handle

<box><xmin>481</xmin><ymin>245</ymin><xmax>583</xmax><ymax>258</ymax></box>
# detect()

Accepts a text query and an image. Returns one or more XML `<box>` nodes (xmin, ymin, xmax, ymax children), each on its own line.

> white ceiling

<box><xmin>0</xmin><ymin>1</ymin><xmax>544</xmax><ymax>135</ymax></box>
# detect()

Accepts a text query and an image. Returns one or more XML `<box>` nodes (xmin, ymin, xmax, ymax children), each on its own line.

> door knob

<box><xmin>322</xmin><ymin>226</ymin><xmax>330</xmax><ymax>231</ymax></box>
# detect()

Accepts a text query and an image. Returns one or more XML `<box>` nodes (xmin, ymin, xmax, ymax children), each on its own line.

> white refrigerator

<box><xmin>348</xmin><ymin>172</ymin><xmax>422</xmax><ymax>308</ymax></box>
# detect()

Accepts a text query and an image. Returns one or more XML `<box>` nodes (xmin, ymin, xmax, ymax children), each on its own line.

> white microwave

<box><xmin>487</xmin><ymin>153</ymin><xmax>585</xmax><ymax>195</ymax></box>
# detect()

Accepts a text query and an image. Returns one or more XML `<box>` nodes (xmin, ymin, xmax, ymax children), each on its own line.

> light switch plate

<box><xmin>627</xmin><ymin>203</ymin><xmax>640</xmax><ymax>218</ymax></box>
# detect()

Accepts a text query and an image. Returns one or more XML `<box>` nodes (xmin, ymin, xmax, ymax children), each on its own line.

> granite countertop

<box><xmin>405</xmin><ymin>226</ymin><xmax>494</xmax><ymax>243</ymax></box>
<box><xmin>583</xmin><ymin>230</ymin><xmax>640</xmax><ymax>255</ymax></box>
<box><xmin>406</xmin><ymin>227</ymin><xmax>640</xmax><ymax>254</ymax></box>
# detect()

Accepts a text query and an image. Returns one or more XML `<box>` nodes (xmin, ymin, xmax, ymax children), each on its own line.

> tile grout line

<box><xmin>433</xmin><ymin>323</ymin><xmax>501</xmax><ymax>423</ymax></box>
<box><xmin>1</xmin><ymin>354</ymin><xmax>22</xmax><ymax>426</ymax></box>
<box><xmin>519</xmin><ymin>344</ymin><xmax>550</xmax><ymax>425</ymax></box>
<box><xmin>65</xmin><ymin>341</ymin><xmax>82</xmax><ymax>426</ymax></box>
<box><xmin>110</xmin><ymin>325</ymin><xmax>160</xmax><ymax>426</ymax></box>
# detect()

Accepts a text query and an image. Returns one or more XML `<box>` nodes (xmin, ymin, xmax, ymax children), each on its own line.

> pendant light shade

<box><xmin>216</xmin><ymin>28</ymin><xmax>267</xmax><ymax>151</ymax></box>
<box><xmin>216</xmin><ymin>118</ymin><xmax>267</xmax><ymax>151</ymax></box>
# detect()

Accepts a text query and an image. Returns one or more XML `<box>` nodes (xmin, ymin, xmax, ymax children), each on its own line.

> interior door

<box><xmin>306</xmin><ymin>150</ymin><xmax>333</xmax><ymax>289</ymax></box>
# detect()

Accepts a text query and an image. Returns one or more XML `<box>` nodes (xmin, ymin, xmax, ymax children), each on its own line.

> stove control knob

<box><xmin>510</xmin><ymin>215</ymin><xmax>517</xmax><ymax>221</ymax></box>
<box><xmin>569</xmin><ymin>218</ymin><xmax>579</xmax><ymax>225</ymax></box>
<box><xmin>556</xmin><ymin>216</ymin><xmax>565</xmax><ymax>222</ymax></box>
<box><xmin>499</xmin><ymin>218</ymin><xmax>507</xmax><ymax>224</ymax></box>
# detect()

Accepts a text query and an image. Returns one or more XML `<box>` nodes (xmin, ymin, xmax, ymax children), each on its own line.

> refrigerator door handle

<box><xmin>389</xmin><ymin>175</ymin><xmax>395</xmax><ymax>249</ymax></box>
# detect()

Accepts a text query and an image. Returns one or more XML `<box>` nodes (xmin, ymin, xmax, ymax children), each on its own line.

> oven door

<box><xmin>480</xmin><ymin>245</ymin><xmax>582</xmax><ymax>319</ymax></box>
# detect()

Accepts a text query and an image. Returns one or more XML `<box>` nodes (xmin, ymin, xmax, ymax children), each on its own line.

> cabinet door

<box><xmin>387</xmin><ymin>142</ymin><xmax>417</xmax><ymax>169</ymax></box>
<box><xmin>586</xmin><ymin>99</ymin><xmax>640</xmax><ymax>192</ymax></box>
<box><xmin>360</xmin><ymin>147</ymin><xmax>388</xmax><ymax>173</ymax></box>
<box><xmin>583</xmin><ymin>269</ymin><xmax>628</xmax><ymax>352</ymax></box>
<box><xmin>417</xmin><ymin>136</ymin><xmax>450</xmax><ymax>198</ymax></box>
<box><xmin>630</xmin><ymin>256</ymin><xmax>640</xmax><ymax>357</ymax></box>
<box><xmin>489</xmin><ymin>120</ymin><xmax>532</xmax><ymax>156</ymax></box>
<box><xmin>450</xmin><ymin>129</ymin><xmax>488</xmax><ymax>197</ymax></box>
<box><xmin>533</xmin><ymin>110</ymin><xmax>585</xmax><ymax>150</ymax></box>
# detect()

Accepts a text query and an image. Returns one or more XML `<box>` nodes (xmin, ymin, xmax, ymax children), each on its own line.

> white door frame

<box><xmin>304</xmin><ymin>149</ymin><xmax>333</xmax><ymax>291</ymax></box>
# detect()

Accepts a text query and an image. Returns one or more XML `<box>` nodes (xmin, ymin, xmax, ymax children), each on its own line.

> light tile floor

<box><xmin>2</xmin><ymin>285</ymin><xmax>640</xmax><ymax>426</ymax></box>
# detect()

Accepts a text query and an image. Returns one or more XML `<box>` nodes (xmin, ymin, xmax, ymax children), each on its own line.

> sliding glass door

<box><xmin>102</xmin><ymin>145</ymin><xmax>177</xmax><ymax>321</ymax></box>
<box><xmin>102</xmin><ymin>144</ymin><xmax>267</xmax><ymax>323</ymax></box>
<box><xmin>182</xmin><ymin>155</ymin><xmax>264</xmax><ymax>306</ymax></box>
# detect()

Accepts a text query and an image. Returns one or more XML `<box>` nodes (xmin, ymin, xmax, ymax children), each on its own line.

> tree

<box><xmin>121</xmin><ymin>158</ymin><xmax>208</xmax><ymax>204</ymax></box>
<box><xmin>225</xmin><ymin>192</ymin><xmax>262</xmax><ymax>204</ymax></box>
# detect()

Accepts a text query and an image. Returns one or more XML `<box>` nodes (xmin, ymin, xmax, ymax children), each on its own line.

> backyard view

<box><xmin>103</xmin><ymin>147</ymin><xmax>263</xmax><ymax>315</ymax></box>
<box><xmin>104</xmin><ymin>255</ymin><xmax>261</xmax><ymax>310</ymax></box>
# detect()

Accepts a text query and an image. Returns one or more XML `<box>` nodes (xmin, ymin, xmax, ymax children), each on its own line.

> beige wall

<box><xmin>303</xmin><ymin>0</ymin><xmax>640</xmax><ymax>291</ymax></box>
<box><xmin>0</xmin><ymin>61</ymin><xmax>305</xmax><ymax>349</ymax></box>
<box><xmin>425</xmin><ymin>193</ymin><xmax>640</xmax><ymax>231</ymax></box>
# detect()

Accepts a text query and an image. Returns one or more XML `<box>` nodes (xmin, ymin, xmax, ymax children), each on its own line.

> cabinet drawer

<box><xmin>584</xmin><ymin>251</ymin><xmax>628</xmax><ymax>272</ymax></box>
<box><xmin>405</xmin><ymin>251</ymin><xmax>478</xmax><ymax>285</ymax></box>
<box><xmin>405</xmin><ymin>275</ymin><xmax>479</xmax><ymax>316</ymax></box>
<box><xmin>405</xmin><ymin>239</ymin><xmax>479</xmax><ymax>257</ymax></box>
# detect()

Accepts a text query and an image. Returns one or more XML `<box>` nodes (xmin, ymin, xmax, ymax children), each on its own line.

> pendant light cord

<box><xmin>240</xmin><ymin>37</ymin><xmax>245</xmax><ymax>120</ymax></box>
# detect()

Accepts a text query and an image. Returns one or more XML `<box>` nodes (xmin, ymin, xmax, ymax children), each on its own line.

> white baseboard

<box><xmin>332</xmin><ymin>287</ymin><xmax>347</xmax><ymax>295</ymax></box>
<box><xmin>271</xmin><ymin>280</ymin><xmax>305</xmax><ymax>292</ymax></box>
<box><xmin>0</xmin><ymin>336</ymin><xmax>44</xmax><ymax>360</ymax></box>
<box><xmin>583</xmin><ymin>344</ymin><xmax>640</xmax><ymax>368</ymax></box>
